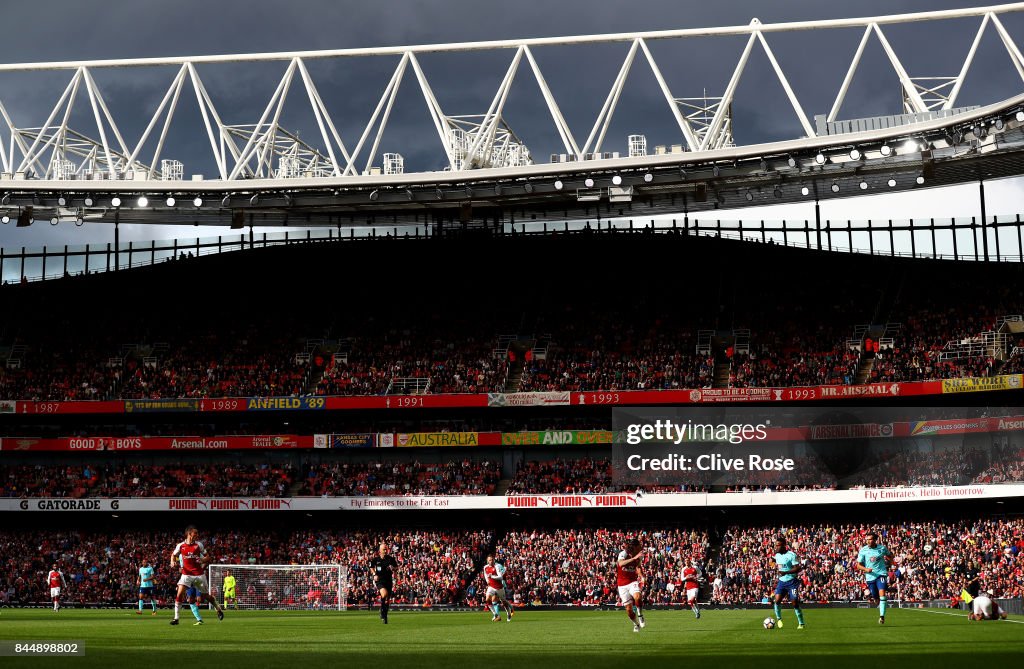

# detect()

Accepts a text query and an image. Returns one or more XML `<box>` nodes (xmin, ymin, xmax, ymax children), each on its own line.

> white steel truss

<box><xmin>0</xmin><ymin>4</ymin><xmax>1021</xmax><ymax>184</ymax></box>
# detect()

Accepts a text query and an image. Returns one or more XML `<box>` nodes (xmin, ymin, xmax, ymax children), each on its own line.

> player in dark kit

<box><xmin>370</xmin><ymin>543</ymin><xmax>398</xmax><ymax>624</ymax></box>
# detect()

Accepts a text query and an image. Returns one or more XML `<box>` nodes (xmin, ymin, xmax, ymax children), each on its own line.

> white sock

<box><xmin>174</xmin><ymin>601</ymin><xmax>181</xmax><ymax>620</ymax></box>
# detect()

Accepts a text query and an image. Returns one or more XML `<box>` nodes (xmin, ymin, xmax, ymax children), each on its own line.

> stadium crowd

<box><xmin>499</xmin><ymin>528</ymin><xmax>709</xmax><ymax>606</ymax></box>
<box><xmin>296</xmin><ymin>460</ymin><xmax>501</xmax><ymax>496</ymax></box>
<box><xmin>711</xmin><ymin>518</ymin><xmax>1024</xmax><ymax>603</ymax></box>
<box><xmin>0</xmin><ymin>528</ymin><xmax>491</xmax><ymax>608</ymax></box>
<box><xmin>5</xmin><ymin>517</ymin><xmax>1018</xmax><ymax>608</ymax></box>
<box><xmin>3</xmin><ymin>302</ymin><xmax>1022</xmax><ymax>400</ymax></box>
<box><xmin>0</xmin><ymin>463</ymin><xmax>296</xmax><ymax>498</ymax></box>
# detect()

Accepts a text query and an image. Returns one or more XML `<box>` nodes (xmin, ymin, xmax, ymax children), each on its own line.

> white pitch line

<box><xmin>906</xmin><ymin>607</ymin><xmax>1024</xmax><ymax>624</ymax></box>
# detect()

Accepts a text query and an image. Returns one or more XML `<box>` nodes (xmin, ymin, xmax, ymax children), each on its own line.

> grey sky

<box><xmin>1</xmin><ymin>0</ymin><xmax>1023</xmax><ymax>249</ymax></box>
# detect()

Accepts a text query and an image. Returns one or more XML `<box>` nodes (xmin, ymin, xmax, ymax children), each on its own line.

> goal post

<box><xmin>207</xmin><ymin>564</ymin><xmax>348</xmax><ymax>611</ymax></box>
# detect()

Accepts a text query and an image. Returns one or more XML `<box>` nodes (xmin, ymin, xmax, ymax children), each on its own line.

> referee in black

<box><xmin>370</xmin><ymin>543</ymin><xmax>398</xmax><ymax>624</ymax></box>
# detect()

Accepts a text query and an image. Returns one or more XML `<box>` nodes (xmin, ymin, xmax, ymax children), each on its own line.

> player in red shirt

<box><xmin>47</xmin><ymin>563</ymin><xmax>67</xmax><ymax>612</ymax></box>
<box><xmin>616</xmin><ymin>538</ymin><xmax>646</xmax><ymax>632</ymax></box>
<box><xmin>169</xmin><ymin>525</ymin><xmax>224</xmax><ymax>626</ymax></box>
<box><xmin>681</xmin><ymin>559</ymin><xmax>703</xmax><ymax>619</ymax></box>
<box><xmin>482</xmin><ymin>554</ymin><xmax>513</xmax><ymax>622</ymax></box>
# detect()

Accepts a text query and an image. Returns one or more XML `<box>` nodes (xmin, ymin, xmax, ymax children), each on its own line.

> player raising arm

<box><xmin>47</xmin><ymin>563</ymin><xmax>67</xmax><ymax>613</ymax></box>
<box><xmin>482</xmin><ymin>554</ymin><xmax>514</xmax><ymax>622</ymax></box>
<box><xmin>169</xmin><ymin>525</ymin><xmax>224</xmax><ymax>626</ymax></box>
<box><xmin>771</xmin><ymin>537</ymin><xmax>806</xmax><ymax>630</ymax></box>
<box><xmin>616</xmin><ymin>538</ymin><xmax>646</xmax><ymax>633</ymax></box>
<box><xmin>855</xmin><ymin>532</ymin><xmax>893</xmax><ymax>624</ymax></box>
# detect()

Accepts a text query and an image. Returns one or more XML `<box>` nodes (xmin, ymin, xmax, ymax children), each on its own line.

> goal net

<box><xmin>208</xmin><ymin>564</ymin><xmax>348</xmax><ymax>611</ymax></box>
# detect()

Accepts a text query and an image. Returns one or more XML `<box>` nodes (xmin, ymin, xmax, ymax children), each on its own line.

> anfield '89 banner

<box><xmin>11</xmin><ymin>375</ymin><xmax>1024</xmax><ymax>415</ymax></box>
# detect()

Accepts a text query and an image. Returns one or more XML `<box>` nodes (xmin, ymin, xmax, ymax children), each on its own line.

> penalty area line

<box><xmin>905</xmin><ymin>608</ymin><xmax>1024</xmax><ymax>624</ymax></box>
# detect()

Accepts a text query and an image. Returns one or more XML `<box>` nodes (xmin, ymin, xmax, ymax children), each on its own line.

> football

<box><xmin>763</xmin><ymin>617</ymin><xmax>776</xmax><ymax>629</ymax></box>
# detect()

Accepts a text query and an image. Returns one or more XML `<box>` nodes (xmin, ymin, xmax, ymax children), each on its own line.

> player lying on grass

<box><xmin>968</xmin><ymin>591</ymin><xmax>1009</xmax><ymax>621</ymax></box>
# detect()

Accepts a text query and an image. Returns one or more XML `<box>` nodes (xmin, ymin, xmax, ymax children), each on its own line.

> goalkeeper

<box><xmin>223</xmin><ymin>570</ymin><xmax>238</xmax><ymax>609</ymax></box>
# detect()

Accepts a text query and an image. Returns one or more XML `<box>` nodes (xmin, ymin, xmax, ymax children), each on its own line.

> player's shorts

<box><xmin>177</xmin><ymin>574</ymin><xmax>208</xmax><ymax>594</ymax></box>
<box><xmin>866</xmin><ymin>576</ymin><xmax>888</xmax><ymax>599</ymax></box>
<box><xmin>617</xmin><ymin>581</ymin><xmax>642</xmax><ymax>606</ymax></box>
<box><xmin>49</xmin><ymin>587</ymin><xmax>61</xmax><ymax>598</ymax></box>
<box><xmin>223</xmin><ymin>588</ymin><xmax>236</xmax><ymax>599</ymax></box>
<box><xmin>685</xmin><ymin>585</ymin><xmax>699</xmax><ymax>602</ymax></box>
<box><xmin>377</xmin><ymin>580</ymin><xmax>393</xmax><ymax>593</ymax></box>
<box><xmin>486</xmin><ymin>586</ymin><xmax>507</xmax><ymax>600</ymax></box>
<box><xmin>774</xmin><ymin>580</ymin><xmax>799</xmax><ymax>601</ymax></box>
<box><xmin>139</xmin><ymin>586</ymin><xmax>154</xmax><ymax>596</ymax></box>
<box><xmin>972</xmin><ymin>599</ymin><xmax>995</xmax><ymax>619</ymax></box>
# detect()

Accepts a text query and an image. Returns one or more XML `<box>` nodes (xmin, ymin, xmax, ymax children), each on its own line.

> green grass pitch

<box><xmin>1</xmin><ymin>608</ymin><xmax>1022</xmax><ymax>668</ymax></box>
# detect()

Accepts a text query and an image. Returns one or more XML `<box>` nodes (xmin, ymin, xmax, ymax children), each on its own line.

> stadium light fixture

<box><xmin>435</xmin><ymin>188</ymin><xmax>445</xmax><ymax>199</ymax></box>
<box><xmin>644</xmin><ymin>173</ymin><xmax>653</xmax><ymax>183</ymax></box>
<box><xmin>830</xmin><ymin>182</ymin><xmax>840</xmax><ymax>193</ymax></box>
<box><xmin>916</xmin><ymin>175</ymin><xmax>925</xmax><ymax>185</ymax></box>
<box><xmin>902</xmin><ymin>139</ymin><xmax>919</xmax><ymax>153</ymax></box>
<box><xmin>744</xmin><ymin>190</ymin><xmax>753</xmax><ymax>201</ymax></box>
<box><xmin>368</xmin><ymin>190</ymin><xmax>379</xmax><ymax>201</ymax></box>
<box><xmin>493</xmin><ymin>184</ymin><xmax>501</xmax><ymax>196</ymax></box>
<box><xmin>137</xmin><ymin>196</ymin><xmax>149</xmax><ymax>207</ymax></box>
<box><xmin>849</xmin><ymin>149</ymin><xmax>861</xmax><ymax>161</ymax></box>
<box><xmin>221</xmin><ymin>195</ymin><xmax>231</xmax><ymax>207</ymax></box>
<box><xmin>800</xmin><ymin>186</ymin><xmax>809</xmax><ymax>196</ymax></box>
<box><xmin>975</xmin><ymin>124</ymin><xmax>987</xmax><ymax>139</ymax></box>
<box><xmin>880</xmin><ymin>144</ymin><xmax>892</xmax><ymax>157</ymax></box>
<box><xmin>1</xmin><ymin>215</ymin><xmax>8</xmax><ymax>224</ymax></box>
<box><xmin>83</xmin><ymin>196</ymin><xmax>94</xmax><ymax>207</ymax></box>
<box><xmin>584</xmin><ymin>178</ymin><xmax>595</xmax><ymax>188</ymax></box>
<box><xmin>57</xmin><ymin>196</ymin><xmax>67</xmax><ymax>207</ymax></box>
<box><xmin>859</xmin><ymin>180</ymin><xmax>868</xmax><ymax>190</ymax></box>
<box><xmin>995</xmin><ymin>118</ymin><xmax>1004</xmax><ymax>131</ymax></box>
<box><xmin>678</xmin><ymin>168</ymin><xmax>686</xmax><ymax>180</ymax></box>
<box><xmin>111</xmin><ymin>196</ymin><xmax>122</xmax><ymax>207</ymax></box>
<box><xmin>887</xmin><ymin>178</ymin><xmax>897</xmax><ymax>188</ymax></box>
<box><xmin>523</xmin><ymin>182</ymin><xmax>534</xmax><ymax>193</ymax></box>
<box><xmin>787</xmin><ymin>156</ymin><xmax>797</xmax><ymax>168</ymax></box>
<box><xmin>166</xmin><ymin>197</ymin><xmax>176</xmax><ymax>207</ymax></box>
<box><xmin>406</xmin><ymin>188</ymin><xmax>415</xmax><ymax>200</ymax></box>
<box><xmin>249</xmin><ymin>194</ymin><xmax>259</xmax><ymax>205</ymax></box>
<box><xmin>465</xmin><ymin>186</ymin><xmax>473</xmax><ymax>197</ymax></box>
<box><xmin>611</xmin><ymin>175</ymin><xmax>622</xmax><ymax>186</ymax></box>
<box><xmin>192</xmin><ymin>196</ymin><xmax>203</xmax><ymax>207</ymax></box>
<box><xmin>49</xmin><ymin>216</ymin><xmax>58</xmax><ymax>225</ymax></box>
<box><xmin>814</xmin><ymin>153</ymin><xmax>826</xmax><ymax>165</ymax></box>
<box><xmin>1017</xmin><ymin>111</ymin><xmax>1024</xmax><ymax>123</ymax></box>
<box><xmin>759</xmin><ymin>159</ymin><xmax>768</xmax><ymax>172</ymax></box>
<box><xmin>554</xmin><ymin>180</ymin><xmax>563</xmax><ymax>190</ymax></box>
<box><xmin>0</xmin><ymin>194</ymin><xmax>8</xmax><ymax>205</ymax></box>
<box><xmin>712</xmin><ymin>165</ymin><xmax>721</xmax><ymax>177</ymax></box>
<box><xmin>31</xmin><ymin>194</ymin><xmax>40</xmax><ymax>205</ymax></box>
<box><xmin>75</xmin><ymin>215</ymin><xmax>84</xmax><ymax>226</ymax></box>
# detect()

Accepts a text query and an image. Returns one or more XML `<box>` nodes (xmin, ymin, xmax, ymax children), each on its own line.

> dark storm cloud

<box><xmin>0</xmin><ymin>0</ymin><xmax>1022</xmax><ymax>247</ymax></box>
